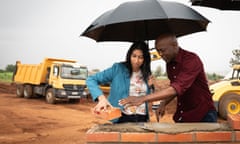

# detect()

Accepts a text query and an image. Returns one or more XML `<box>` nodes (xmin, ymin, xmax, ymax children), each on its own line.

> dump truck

<box><xmin>210</xmin><ymin>64</ymin><xmax>240</xmax><ymax>119</ymax></box>
<box><xmin>13</xmin><ymin>57</ymin><xmax>88</xmax><ymax>104</ymax></box>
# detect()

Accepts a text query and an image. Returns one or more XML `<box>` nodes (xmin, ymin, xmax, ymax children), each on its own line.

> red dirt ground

<box><xmin>0</xmin><ymin>81</ymin><xmax>224</xmax><ymax>144</ymax></box>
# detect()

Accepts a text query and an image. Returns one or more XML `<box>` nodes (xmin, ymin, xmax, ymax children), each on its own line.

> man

<box><xmin>120</xmin><ymin>33</ymin><xmax>217</xmax><ymax>122</ymax></box>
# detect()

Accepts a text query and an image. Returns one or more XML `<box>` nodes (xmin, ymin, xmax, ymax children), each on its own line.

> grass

<box><xmin>0</xmin><ymin>72</ymin><xmax>13</xmax><ymax>83</ymax></box>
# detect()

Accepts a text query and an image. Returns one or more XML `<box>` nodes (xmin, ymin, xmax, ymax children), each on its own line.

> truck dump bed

<box><xmin>14</xmin><ymin>58</ymin><xmax>76</xmax><ymax>85</ymax></box>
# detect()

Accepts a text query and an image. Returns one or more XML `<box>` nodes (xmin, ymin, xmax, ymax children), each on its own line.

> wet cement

<box><xmin>91</xmin><ymin>122</ymin><xmax>231</xmax><ymax>134</ymax></box>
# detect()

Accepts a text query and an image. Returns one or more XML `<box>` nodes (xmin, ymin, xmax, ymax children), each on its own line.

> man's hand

<box><xmin>155</xmin><ymin>100</ymin><xmax>166</xmax><ymax>122</ymax></box>
<box><xmin>119</xmin><ymin>96</ymin><xmax>146</xmax><ymax>107</ymax></box>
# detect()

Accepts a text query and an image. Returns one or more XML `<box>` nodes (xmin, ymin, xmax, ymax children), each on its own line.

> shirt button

<box><xmin>178</xmin><ymin>117</ymin><xmax>182</xmax><ymax>121</ymax></box>
<box><xmin>173</xmin><ymin>66</ymin><xmax>175</xmax><ymax>69</ymax></box>
<box><xmin>178</xmin><ymin>103</ymin><xmax>181</xmax><ymax>106</ymax></box>
<box><xmin>174</xmin><ymin>76</ymin><xmax>176</xmax><ymax>79</ymax></box>
<box><xmin>180</xmin><ymin>110</ymin><xmax>183</xmax><ymax>114</ymax></box>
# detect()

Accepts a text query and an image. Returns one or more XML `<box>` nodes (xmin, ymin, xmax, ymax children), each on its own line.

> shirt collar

<box><xmin>170</xmin><ymin>47</ymin><xmax>182</xmax><ymax>64</ymax></box>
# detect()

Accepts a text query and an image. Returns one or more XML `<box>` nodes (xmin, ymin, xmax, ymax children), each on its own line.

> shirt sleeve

<box><xmin>170</xmin><ymin>55</ymin><xmax>202</xmax><ymax>96</ymax></box>
<box><xmin>86</xmin><ymin>63</ymin><xmax>119</xmax><ymax>101</ymax></box>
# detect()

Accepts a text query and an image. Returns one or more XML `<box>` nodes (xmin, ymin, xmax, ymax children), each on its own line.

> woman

<box><xmin>87</xmin><ymin>41</ymin><xmax>152</xmax><ymax>123</ymax></box>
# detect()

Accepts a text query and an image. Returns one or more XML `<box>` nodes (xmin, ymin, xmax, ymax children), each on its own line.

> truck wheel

<box><xmin>16</xmin><ymin>84</ymin><xmax>24</xmax><ymax>97</ymax></box>
<box><xmin>46</xmin><ymin>88</ymin><xmax>56</xmax><ymax>104</ymax></box>
<box><xmin>219</xmin><ymin>93</ymin><xmax>240</xmax><ymax>119</ymax></box>
<box><xmin>23</xmin><ymin>85</ymin><xmax>33</xmax><ymax>99</ymax></box>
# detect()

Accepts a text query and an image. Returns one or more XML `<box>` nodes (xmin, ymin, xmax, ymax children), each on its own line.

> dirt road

<box><xmin>0</xmin><ymin>82</ymin><xmax>112</xmax><ymax>144</ymax></box>
<box><xmin>0</xmin><ymin>82</ymin><xmax>177</xmax><ymax>144</ymax></box>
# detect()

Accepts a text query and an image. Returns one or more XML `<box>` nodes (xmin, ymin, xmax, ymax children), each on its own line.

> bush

<box><xmin>0</xmin><ymin>72</ymin><xmax>13</xmax><ymax>82</ymax></box>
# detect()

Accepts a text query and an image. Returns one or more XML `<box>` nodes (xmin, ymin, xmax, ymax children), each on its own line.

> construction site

<box><xmin>0</xmin><ymin>81</ymin><xmax>239</xmax><ymax>144</ymax></box>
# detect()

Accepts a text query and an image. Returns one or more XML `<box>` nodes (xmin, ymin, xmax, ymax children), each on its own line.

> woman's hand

<box><xmin>93</xmin><ymin>95</ymin><xmax>112</xmax><ymax>114</ymax></box>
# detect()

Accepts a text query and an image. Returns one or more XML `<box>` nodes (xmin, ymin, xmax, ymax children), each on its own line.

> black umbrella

<box><xmin>81</xmin><ymin>0</ymin><xmax>210</xmax><ymax>42</ymax></box>
<box><xmin>191</xmin><ymin>0</ymin><xmax>240</xmax><ymax>10</ymax></box>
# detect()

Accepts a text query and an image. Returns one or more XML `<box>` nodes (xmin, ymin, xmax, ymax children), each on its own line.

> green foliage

<box><xmin>206</xmin><ymin>73</ymin><xmax>224</xmax><ymax>81</ymax></box>
<box><xmin>5</xmin><ymin>64</ymin><xmax>16</xmax><ymax>72</ymax></box>
<box><xmin>0</xmin><ymin>72</ymin><xmax>13</xmax><ymax>82</ymax></box>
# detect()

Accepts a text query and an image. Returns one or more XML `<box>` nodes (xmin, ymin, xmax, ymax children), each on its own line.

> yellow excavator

<box><xmin>150</xmin><ymin>50</ymin><xmax>161</xmax><ymax>61</ymax></box>
<box><xmin>209</xmin><ymin>64</ymin><xmax>240</xmax><ymax>119</ymax></box>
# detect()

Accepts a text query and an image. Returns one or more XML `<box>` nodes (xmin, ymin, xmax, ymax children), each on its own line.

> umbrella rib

<box><xmin>153</xmin><ymin>0</ymin><xmax>169</xmax><ymax>18</ymax></box>
<box><xmin>152</xmin><ymin>0</ymin><xmax>174</xmax><ymax>35</ymax></box>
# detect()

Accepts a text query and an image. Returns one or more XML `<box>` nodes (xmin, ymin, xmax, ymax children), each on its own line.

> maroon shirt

<box><xmin>167</xmin><ymin>48</ymin><xmax>216</xmax><ymax>122</ymax></box>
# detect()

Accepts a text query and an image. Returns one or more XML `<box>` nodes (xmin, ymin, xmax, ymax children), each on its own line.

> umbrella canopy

<box><xmin>191</xmin><ymin>0</ymin><xmax>240</xmax><ymax>10</ymax></box>
<box><xmin>81</xmin><ymin>0</ymin><xmax>210</xmax><ymax>42</ymax></box>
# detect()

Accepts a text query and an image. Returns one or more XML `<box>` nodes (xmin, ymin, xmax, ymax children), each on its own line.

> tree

<box><xmin>5</xmin><ymin>64</ymin><xmax>16</xmax><ymax>72</ymax></box>
<box><xmin>206</xmin><ymin>72</ymin><xmax>224</xmax><ymax>81</ymax></box>
<box><xmin>230</xmin><ymin>49</ymin><xmax>240</xmax><ymax>66</ymax></box>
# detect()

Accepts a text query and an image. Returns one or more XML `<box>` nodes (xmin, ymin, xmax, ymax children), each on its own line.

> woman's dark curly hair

<box><xmin>123</xmin><ymin>41</ymin><xmax>151</xmax><ymax>82</ymax></box>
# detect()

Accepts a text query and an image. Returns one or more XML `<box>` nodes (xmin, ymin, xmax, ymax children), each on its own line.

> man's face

<box><xmin>155</xmin><ymin>36</ymin><xmax>177</xmax><ymax>63</ymax></box>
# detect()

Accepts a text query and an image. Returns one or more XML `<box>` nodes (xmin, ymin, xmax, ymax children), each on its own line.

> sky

<box><xmin>0</xmin><ymin>0</ymin><xmax>240</xmax><ymax>75</ymax></box>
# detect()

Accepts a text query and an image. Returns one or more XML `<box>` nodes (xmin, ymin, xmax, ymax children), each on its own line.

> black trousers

<box><xmin>116</xmin><ymin>112</ymin><xmax>148</xmax><ymax>123</ymax></box>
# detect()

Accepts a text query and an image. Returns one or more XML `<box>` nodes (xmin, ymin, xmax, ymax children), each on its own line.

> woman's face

<box><xmin>130</xmin><ymin>49</ymin><xmax>144</xmax><ymax>72</ymax></box>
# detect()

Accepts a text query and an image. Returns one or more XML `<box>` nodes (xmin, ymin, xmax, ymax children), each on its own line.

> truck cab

<box><xmin>45</xmin><ymin>62</ymin><xmax>88</xmax><ymax>104</ymax></box>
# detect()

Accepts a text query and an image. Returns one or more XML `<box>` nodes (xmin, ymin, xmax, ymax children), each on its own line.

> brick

<box><xmin>157</xmin><ymin>133</ymin><xmax>193</xmax><ymax>142</ymax></box>
<box><xmin>91</xmin><ymin>107</ymin><xmax>122</xmax><ymax>120</ymax></box>
<box><xmin>86</xmin><ymin>132</ymin><xmax>120</xmax><ymax>142</ymax></box>
<box><xmin>196</xmin><ymin>131</ymin><xmax>232</xmax><ymax>142</ymax></box>
<box><xmin>121</xmin><ymin>132</ymin><xmax>156</xmax><ymax>142</ymax></box>
<box><xmin>236</xmin><ymin>131</ymin><xmax>240</xmax><ymax>141</ymax></box>
<box><xmin>228</xmin><ymin>114</ymin><xmax>240</xmax><ymax>130</ymax></box>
